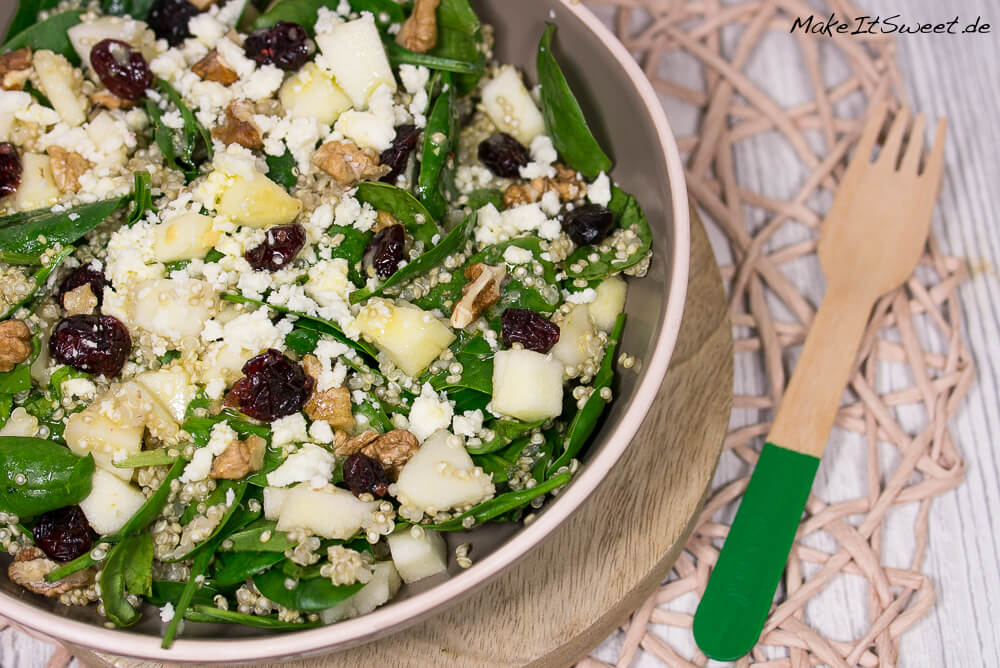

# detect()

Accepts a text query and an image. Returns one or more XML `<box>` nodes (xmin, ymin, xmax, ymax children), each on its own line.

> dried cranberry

<box><xmin>245</xmin><ymin>224</ymin><xmax>306</xmax><ymax>272</ymax></box>
<box><xmin>501</xmin><ymin>308</ymin><xmax>560</xmax><ymax>353</ymax></box>
<box><xmin>363</xmin><ymin>224</ymin><xmax>405</xmax><ymax>279</ymax></box>
<box><xmin>244</xmin><ymin>22</ymin><xmax>314</xmax><ymax>71</ymax></box>
<box><xmin>0</xmin><ymin>142</ymin><xmax>22</xmax><ymax>198</ymax></box>
<box><xmin>379</xmin><ymin>124</ymin><xmax>421</xmax><ymax>184</ymax></box>
<box><xmin>478</xmin><ymin>133</ymin><xmax>530</xmax><ymax>178</ymax></box>
<box><xmin>57</xmin><ymin>265</ymin><xmax>108</xmax><ymax>308</ymax></box>
<box><xmin>147</xmin><ymin>0</ymin><xmax>201</xmax><ymax>46</ymax></box>
<box><xmin>49</xmin><ymin>315</ymin><xmax>131</xmax><ymax>377</ymax></box>
<box><xmin>89</xmin><ymin>39</ymin><xmax>153</xmax><ymax>101</ymax></box>
<box><xmin>225</xmin><ymin>349</ymin><xmax>313</xmax><ymax>422</ymax></box>
<box><xmin>342</xmin><ymin>453</ymin><xmax>389</xmax><ymax>498</ymax></box>
<box><xmin>32</xmin><ymin>506</ymin><xmax>93</xmax><ymax>563</ymax></box>
<box><xmin>562</xmin><ymin>204</ymin><xmax>615</xmax><ymax>246</ymax></box>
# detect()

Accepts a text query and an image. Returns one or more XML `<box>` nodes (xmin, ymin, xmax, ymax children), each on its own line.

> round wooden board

<box><xmin>74</xmin><ymin>211</ymin><xmax>732</xmax><ymax>668</ymax></box>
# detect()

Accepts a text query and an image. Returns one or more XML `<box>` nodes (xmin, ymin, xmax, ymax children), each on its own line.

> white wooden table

<box><xmin>5</xmin><ymin>1</ymin><xmax>1000</xmax><ymax>666</ymax></box>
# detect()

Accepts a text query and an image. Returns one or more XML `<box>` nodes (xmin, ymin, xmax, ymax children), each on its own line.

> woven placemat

<box><xmin>578</xmin><ymin>0</ymin><xmax>972</xmax><ymax>666</ymax></box>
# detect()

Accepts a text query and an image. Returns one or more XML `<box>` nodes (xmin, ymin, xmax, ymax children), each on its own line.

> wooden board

<box><xmin>75</xmin><ymin>212</ymin><xmax>732</xmax><ymax>668</ymax></box>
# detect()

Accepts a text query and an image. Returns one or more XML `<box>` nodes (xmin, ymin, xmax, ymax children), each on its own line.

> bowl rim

<box><xmin>0</xmin><ymin>2</ymin><xmax>691</xmax><ymax>662</ymax></box>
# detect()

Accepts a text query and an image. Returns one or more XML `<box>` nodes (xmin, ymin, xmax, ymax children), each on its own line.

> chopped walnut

<box><xmin>8</xmin><ymin>547</ymin><xmax>92</xmax><ymax>597</ymax></box>
<box><xmin>63</xmin><ymin>283</ymin><xmax>97</xmax><ymax>316</ymax></box>
<box><xmin>503</xmin><ymin>182</ymin><xmax>538</xmax><ymax>208</ymax></box>
<box><xmin>312</xmin><ymin>140</ymin><xmax>390</xmax><ymax>185</ymax></box>
<box><xmin>192</xmin><ymin>49</ymin><xmax>238</xmax><ymax>86</ymax></box>
<box><xmin>0</xmin><ymin>319</ymin><xmax>31</xmax><ymax>372</ymax></box>
<box><xmin>335</xmin><ymin>429</ymin><xmax>379</xmax><ymax>457</ymax></box>
<box><xmin>362</xmin><ymin>429</ymin><xmax>420</xmax><ymax>479</ymax></box>
<box><xmin>302</xmin><ymin>354</ymin><xmax>355</xmax><ymax>431</ymax></box>
<box><xmin>396</xmin><ymin>0</ymin><xmax>440</xmax><ymax>53</ymax></box>
<box><xmin>375</xmin><ymin>210</ymin><xmax>401</xmax><ymax>232</ymax></box>
<box><xmin>503</xmin><ymin>163</ymin><xmax>587</xmax><ymax>208</ymax></box>
<box><xmin>0</xmin><ymin>48</ymin><xmax>31</xmax><ymax>91</ymax></box>
<box><xmin>91</xmin><ymin>89</ymin><xmax>135</xmax><ymax>110</ymax></box>
<box><xmin>211</xmin><ymin>434</ymin><xmax>267</xmax><ymax>480</ymax></box>
<box><xmin>47</xmin><ymin>145</ymin><xmax>91</xmax><ymax>193</ymax></box>
<box><xmin>212</xmin><ymin>100</ymin><xmax>263</xmax><ymax>149</ymax></box>
<box><xmin>451</xmin><ymin>262</ymin><xmax>505</xmax><ymax>329</ymax></box>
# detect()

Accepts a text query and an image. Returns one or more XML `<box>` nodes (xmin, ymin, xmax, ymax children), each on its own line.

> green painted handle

<box><xmin>692</xmin><ymin>442</ymin><xmax>820</xmax><ymax>661</ymax></box>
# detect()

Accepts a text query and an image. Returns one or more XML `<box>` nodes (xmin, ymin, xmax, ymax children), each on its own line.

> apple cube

<box><xmin>64</xmin><ymin>389</ymin><xmax>144</xmax><ymax>480</ymax></box>
<box><xmin>316</xmin><ymin>14</ymin><xmax>396</xmax><ymax>109</ymax></box>
<box><xmin>481</xmin><ymin>66</ymin><xmax>546</xmax><ymax>145</ymax></box>
<box><xmin>262</xmin><ymin>486</ymin><xmax>290</xmax><ymax>521</ymax></box>
<box><xmin>32</xmin><ymin>50</ymin><xmax>86</xmax><ymax>127</ymax></box>
<box><xmin>550</xmin><ymin>304</ymin><xmax>596</xmax><ymax>369</ymax></box>
<box><xmin>387</xmin><ymin>527</ymin><xmax>448</xmax><ymax>584</ymax></box>
<box><xmin>79</xmin><ymin>468</ymin><xmax>147</xmax><ymax>536</ymax></box>
<box><xmin>212</xmin><ymin>169</ymin><xmax>302</xmax><ymax>228</ymax></box>
<box><xmin>14</xmin><ymin>153</ymin><xmax>59</xmax><ymax>211</ymax></box>
<box><xmin>590</xmin><ymin>276</ymin><xmax>627</xmax><ymax>332</ymax></box>
<box><xmin>152</xmin><ymin>212</ymin><xmax>221</xmax><ymax>263</ymax></box>
<box><xmin>491</xmin><ymin>349</ymin><xmax>564</xmax><ymax>422</ymax></box>
<box><xmin>132</xmin><ymin>278</ymin><xmax>218</xmax><ymax>341</ymax></box>
<box><xmin>0</xmin><ymin>407</ymin><xmax>39</xmax><ymax>437</ymax></box>
<box><xmin>67</xmin><ymin>16</ymin><xmax>154</xmax><ymax>66</ymax></box>
<box><xmin>135</xmin><ymin>365</ymin><xmax>197</xmax><ymax>423</ymax></box>
<box><xmin>275</xmin><ymin>483</ymin><xmax>379</xmax><ymax>540</ymax></box>
<box><xmin>355</xmin><ymin>299</ymin><xmax>455</xmax><ymax>377</ymax></box>
<box><xmin>279</xmin><ymin>63</ymin><xmax>352</xmax><ymax>125</ymax></box>
<box><xmin>394</xmin><ymin>430</ymin><xmax>495</xmax><ymax>516</ymax></box>
<box><xmin>320</xmin><ymin>562</ymin><xmax>401</xmax><ymax>623</ymax></box>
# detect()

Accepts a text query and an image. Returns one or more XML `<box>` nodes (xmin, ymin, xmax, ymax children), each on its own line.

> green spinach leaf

<box><xmin>100</xmin><ymin>536</ymin><xmax>144</xmax><ymax>627</ymax></box>
<box><xmin>123</xmin><ymin>533</ymin><xmax>154</xmax><ymax>597</ymax></box>
<box><xmin>386</xmin><ymin>41</ymin><xmax>483</xmax><ymax>75</ymax></box>
<box><xmin>256</xmin><ymin>0</ymin><xmax>403</xmax><ymax>33</ymax></box>
<box><xmin>0</xmin><ymin>199</ymin><xmax>127</xmax><ymax>255</ymax></box>
<box><xmin>253</xmin><ymin>567</ymin><xmax>364</xmax><ymax>611</ymax></box>
<box><xmin>147</xmin><ymin>80</ymin><xmax>213</xmax><ymax>181</ymax></box>
<box><xmin>212</xmin><ymin>550</ymin><xmax>285</xmax><ymax>588</ymax></box>
<box><xmin>0</xmin><ymin>437</ymin><xmax>94</xmax><ymax>517</ymax></box>
<box><xmin>425</xmin><ymin>471</ymin><xmax>571</xmax><ymax>531</ymax></box>
<box><xmin>1</xmin><ymin>10</ymin><xmax>85</xmax><ymax>64</ymax></box>
<box><xmin>220</xmin><ymin>520</ymin><xmax>297</xmax><ymax>553</ymax></box>
<box><xmin>285</xmin><ymin>327</ymin><xmax>320</xmax><ymax>355</ymax></box>
<box><xmin>416</xmin><ymin>72</ymin><xmax>456</xmax><ymax>220</ymax></box>
<box><xmin>563</xmin><ymin>186</ymin><xmax>652</xmax><ymax>280</ymax></box>
<box><xmin>265</xmin><ymin>149</ymin><xmax>298</xmax><ymax>190</ymax></box>
<box><xmin>127</xmin><ymin>171</ymin><xmax>155</xmax><ymax>226</ymax></box>
<box><xmin>4</xmin><ymin>0</ymin><xmax>62</xmax><ymax>43</ymax></box>
<box><xmin>429</xmin><ymin>0</ymin><xmax>484</xmax><ymax>96</ymax></box>
<box><xmin>354</xmin><ymin>181</ymin><xmax>438</xmax><ymax>245</ymax></box>
<box><xmin>100</xmin><ymin>0</ymin><xmax>157</xmax><ymax>18</ymax></box>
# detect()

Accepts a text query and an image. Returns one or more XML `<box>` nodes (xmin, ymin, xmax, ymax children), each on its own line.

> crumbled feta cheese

<box><xmin>266</xmin><ymin>443</ymin><xmax>336</xmax><ymax>489</ymax></box>
<box><xmin>565</xmin><ymin>288</ymin><xmax>597</xmax><ymax>304</ymax></box>
<box><xmin>408</xmin><ymin>383</ymin><xmax>454</xmax><ymax>441</ymax></box>
<box><xmin>160</xmin><ymin>602</ymin><xmax>175</xmax><ymax>623</ymax></box>
<box><xmin>587</xmin><ymin>171</ymin><xmax>612</xmax><ymax>206</ymax></box>
<box><xmin>271</xmin><ymin>413</ymin><xmax>309</xmax><ymax>447</ymax></box>
<box><xmin>308</xmin><ymin>420</ymin><xmax>335</xmax><ymax>444</ymax></box>
<box><xmin>60</xmin><ymin>377</ymin><xmax>98</xmax><ymax>401</ymax></box>
<box><xmin>452</xmin><ymin>409</ymin><xmax>484</xmax><ymax>438</ymax></box>
<box><xmin>502</xmin><ymin>245</ymin><xmax>534</xmax><ymax>265</ymax></box>
<box><xmin>306</xmin><ymin>258</ymin><xmax>352</xmax><ymax>308</ymax></box>
<box><xmin>182</xmin><ymin>422</ymin><xmax>237</xmax><ymax>482</ymax></box>
<box><xmin>333</xmin><ymin>195</ymin><xmax>377</xmax><ymax>232</ymax></box>
<box><xmin>519</xmin><ymin>135</ymin><xmax>558</xmax><ymax>179</ymax></box>
<box><xmin>539</xmin><ymin>189</ymin><xmax>561</xmax><ymax>216</ymax></box>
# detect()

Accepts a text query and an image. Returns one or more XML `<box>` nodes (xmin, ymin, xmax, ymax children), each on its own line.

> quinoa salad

<box><xmin>0</xmin><ymin>0</ymin><xmax>652</xmax><ymax>646</ymax></box>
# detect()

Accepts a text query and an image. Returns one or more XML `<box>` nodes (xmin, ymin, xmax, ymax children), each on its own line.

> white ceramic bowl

<box><xmin>0</xmin><ymin>0</ymin><xmax>689</xmax><ymax>662</ymax></box>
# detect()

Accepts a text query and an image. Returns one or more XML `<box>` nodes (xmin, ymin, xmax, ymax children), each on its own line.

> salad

<box><xmin>0</xmin><ymin>0</ymin><xmax>652</xmax><ymax>647</ymax></box>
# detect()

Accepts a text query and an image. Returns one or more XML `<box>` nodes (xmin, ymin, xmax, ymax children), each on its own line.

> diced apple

<box><xmin>394</xmin><ymin>430</ymin><xmax>495</xmax><ymax>515</ymax></box>
<box><xmin>316</xmin><ymin>14</ymin><xmax>396</xmax><ymax>109</ymax></box>
<box><xmin>590</xmin><ymin>276</ymin><xmax>627</xmax><ymax>332</ymax></box>
<box><xmin>135</xmin><ymin>365</ymin><xmax>197</xmax><ymax>423</ymax></box>
<box><xmin>550</xmin><ymin>304</ymin><xmax>596</xmax><ymax>369</ymax></box>
<box><xmin>64</xmin><ymin>387</ymin><xmax>145</xmax><ymax>480</ymax></box>
<box><xmin>79</xmin><ymin>468</ymin><xmax>147</xmax><ymax>535</ymax></box>
<box><xmin>67</xmin><ymin>16</ymin><xmax>155</xmax><ymax>67</ymax></box>
<box><xmin>0</xmin><ymin>407</ymin><xmax>39</xmax><ymax>437</ymax></box>
<box><xmin>132</xmin><ymin>278</ymin><xmax>218</xmax><ymax>340</ymax></box>
<box><xmin>85</xmin><ymin>112</ymin><xmax>129</xmax><ymax>168</ymax></box>
<box><xmin>152</xmin><ymin>212</ymin><xmax>222</xmax><ymax>263</ymax></box>
<box><xmin>387</xmin><ymin>527</ymin><xmax>448</xmax><ymax>584</ymax></box>
<box><xmin>213</xmin><ymin>170</ymin><xmax>302</xmax><ymax>228</ymax></box>
<box><xmin>14</xmin><ymin>153</ymin><xmax>59</xmax><ymax>211</ymax></box>
<box><xmin>481</xmin><ymin>66</ymin><xmax>546</xmax><ymax>145</ymax></box>
<box><xmin>491</xmin><ymin>349</ymin><xmax>563</xmax><ymax>422</ymax></box>
<box><xmin>33</xmin><ymin>50</ymin><xmax>86</xmax><ymax>127</ymax></box>
<box><xmin>320</xmin><ymin>562</ymin><xmax>401</xmax><ymax>623</ymax></box>
<box><xmin>279</xmin><ymin>62</ymin><xmax>352</xmax><ymax>125</ymax></box>
<box><xmin>263</xmin><ymin>486</ymin><xmax>290</xmax><ymax>521</ymax></box>
<box><xmin>355</xmin><ymin>299</ymin><xmax>455</xmax><ymax>377</ymax></box>
<box><xmin>275</xmin><ymin>483</ymin><xmax>379</xmax><ymax>540</ymax></box>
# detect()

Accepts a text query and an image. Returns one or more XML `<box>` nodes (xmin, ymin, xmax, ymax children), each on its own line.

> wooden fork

<box><xmin>692</xmin><ymin>103</ymin><xmax>947</xmax><ymax>661</ymax></box>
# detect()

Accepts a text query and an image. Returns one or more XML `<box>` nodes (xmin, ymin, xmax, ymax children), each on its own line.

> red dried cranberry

<box><xmin>147</xmin><ymin>0</ymin><xmax>201</xmax><ymax>46</ymax></box>
<box><xmin>478</xmin><ymin>133</ymin><xmax>530</xmax><ymax>178</ymax></box>
<box><xmin>379</xmin><ymin>124</ymin><xmax>421</xmax><ymax>183</ymax></box>
<box><xmin>245</xmin><ymin>224</ymin><xmax>306</xmax><ymax>271</ymax></box>
<box><xmin>0</xmin><ymin>142</ymin><xmax>22</xmax><ymax>198</ymax></box>
<box><xmin>49</xmin><ymin>315</ymin><xmax>131</xmax><ymax>377</ymax></box>
<box><xmin>501</xmin><ymin>308</ymin><xmax>560</xmax><ymax>353</ymax></box>
<box><xmin>363</xmin><ymin>224</ymin><xmax>405</xmax><ymax>279</ymax></box>
<box><xmin>32</xmin><ymin>506</ymin><xmax>93</xmax><ymax>562</ymax></box>
<box><xmin>562</xmin><ymin>204</ymin><xmax>615</xmax><ymax>246</ymax></box>
<box><xmin>342</xmin><ymin>453</ymin><xmax>389</xmax><ymax>498</ymax></box>
<box><xmin>225</xmin><ymin>349</ymin><xmax>313</xmax><ymax>422</ymax></box>
<box><xmin>89</xmin><ymin>39</ymin><xmax>153</xmax><ymax>101</ymax></box>
<box><xmin>244</xmin><ymin>22</ymin><xmax>314</xmax><ymax>71</ymax></box>
<box><xmin>57</xmin><ymin>265</ymin><xmax>108</xmax><ymax>308</ymax></box>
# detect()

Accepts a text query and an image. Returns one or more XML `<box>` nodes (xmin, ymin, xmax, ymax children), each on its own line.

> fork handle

<box><xmin>693</xmin><ymin>286</ymin><xmax>874</xmax><ymax>661</ymax></box>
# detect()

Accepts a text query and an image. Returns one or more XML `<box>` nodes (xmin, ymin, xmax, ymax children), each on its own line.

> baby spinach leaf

<box><xmin>416</xmin><ymin>73</ymin><xmax>456</xmax><ymax>220</ymax></box>
<box><xmin>0</xmin><ymin>251</ymin><xmax>42</xmax><ymax>265</ymax></box>
<box><xmin>0</xmin><ymin>198</ymin><xmax>127</xmax><ymax>255</ymax></box>
<box><xmin>124</xmin><ymin>533</ymin><xmax>154</xmax><ymax>597</ymax></box>
<box><xmin>126</xmin><ymin>171</ymin><xmax>155</xmax><ymax>226</ymax></box>
<box><xmin>425</xmin><ymin>471</ymin><xmax>571</xmax><ymax>531</ymax></box>
<box><xmin>429</xmin><ymin>0</ymin><xmax>484</xmax><ymax>96</ymax></box>
<box><xmin>4</xmin><ymin>0</ymin><xmax>63</xmax><ymax>43</ymax></box>
<box><xmin>243</xmin><ymin>443</ymin><xmax>283</xmax><ymax>487</ymax></box>
<box><xmin>466</xmin><ymin>418</ymin><xmax>545</xmax><ymax>455</ymax></box>
<box><xmin>113</xmin><ymin>449</ymin><xmax>178</xmax><ymax>469</ymax></box>
<box><xmin>285</xmin><ymin>327</ymin><xmax>320</xmax><ymax>355</ymax></box>
<box><xmin>147</xmin><ymin>80</ymin><xmax>213</xmax><ymax>181</ymax></box>
<box><xmin>465</xmin><ymin>188</ymin><xmax>503</xmax><ymax>211</ymax></box>
<box><xmin>100</xmin><ymin>536</ymin><xmax>144</xmax><ymax>627</ymax></box>
<box><xmin>563</xmin><ymin>186</ymin><xmax>652</xmax><ymax>280</ymax></box>
<box><xmin>148</xmin><ymin>580</ymin><xmax>218</xmax><ymax>608</ymax></box>
<box><xmin>0</xmin><ymin>437</ymin><xmax>94</xmax><ymax>517</ymax></box>
<box><xmin>254</xmin><ymin>567</ymin><xmax>364</xmax><ymax>611</ymax></box>
<box><xmin>537</xmin><ymin>24</ymin><xmax>612</xmax><ymax>178</ymax></box>
<box><xmin>471</xmin><ymin>453</ymin><xmax>514</xmax><ymax>484</ymax></box>
<box><xmin>162</xmin><ymin>533</ymin><xmax>219</xmax><ymax>648</ymax></box>
<box><xmin>189</xmin><ymin>604</ymin><xmax>323</xmax><ymax>629</ymax></box>
<box><xmin>166</xmin><ymin>481</ymin><xmax>248</xmax><ymax>562</ymax></box>
<box><xmin>0</xmin><ymin>362</ymin><xmax>32</xmax><ymax>396</ymax></box>
<box><xmin>449</xmin><ymin>387</ymin><xmax>490</xmax><ymax>415</ymax></box>
<box><xmin>220</xmin><ymin>520</ymin><xmax>297</xmax><ymax>553</ymax></box>
<box><xmin>421</xmin><ymin>332</ymin><xmax>493</xmax><ymax>395</ymax></box>
<box><xmin>354</xmin><ymin>181</ymin><xmax>438</xmax><ymax>245</ymax></box>
<box><xmin>1</xmin><ymin>10</ymin><xmax>86</xmax><ymax>64</ymax></box>
<box><xmin>325</xmin><ymin>224</ymin><xmax>372</xmax><ymax>287</ymax></box>
<box><xmin>265</xmin><ymin>149</ymin><xmax>298</xmax><ymax>190</ymax></box>
<box><xmin>256</xmin><ymin>0</ymin><xmax>403</xmax><ymax>33</ymax></box>
<box><xmin>0</xmin><ymin>396</ymin><xmax>11</xmax><ymax>429</ymax></box>
<box><xmin>117</xmin><ymin>458</ymin><xmax>186</xmax><ymax>537</ymax></box>
<box><xmin>354</xmin><ymin>396</ymin><xmax>395</xmax><ymax>433</ymax></box>
<box><xmin>100</xmin><ymin>0</ymin><xmax>158</xmax><ymax>18</ymax></box>
<box><xmin>386</xmin><ymin>41</ymin><xmax>483</xmax><ymax>75</ymax></box>
<box><xmin>212</xmin><ymin>550</ymin><xmax>286</xmax><ymax>588</ymax></box>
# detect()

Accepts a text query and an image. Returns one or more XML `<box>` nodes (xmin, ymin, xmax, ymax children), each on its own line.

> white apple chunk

<box><xmin>394</xmin><ymin>430</ymin><xmax>495</xmax><ymax>517</ymax></box>
<box><xmin>355</xmin><ymin>299</ymin><xmax>455</xmax><ymax>377</ymax></box>
<box><xmin>279</xmin><ymin>63</ymin><xmax>352</xmax><ymax>125</ymax></box>
<box><xmin>213</xmin><ymin>169</ymin><xmax>302</xmax><ymax>228</ymax></box>
<box><xmin>67</xmin><ymin>16</ymin><xmax>155</xmax><ymax>66</ymax></box>
<box><xmin>135</xmin><ymin>365</ymin><xmax>197</xmax><ymax>423</ymax></box>
<box><xmin>491</xmin><ymin>349</ymin><xmax>564</xmax><ymax>422</ymax></box>
<box><xmin>262</xmin><ymin>486</ymin><xmax>290</xmax><ymax>521</ymax></box>
<box><xmin>316</xmin><ymin>14</ymin><xmax>396</xmax><ymax>109</ymax></box>
<box><xmin>590</xmin><ymin>275</ymin><xmax>627</xmax><ymax>332</ymax></box>
<box><xmin>275</xmin><ymin>483</ymin><xmax>380</xmax><ymax>540</ymax></box>
<box><xmin>550</xmin><ymin>304</ymin><xmax>596</xmax><ymax>369</ymax></box>
<box><xmin>387</xmin><ymin>527</ymin><xmax>448</xmax><ymax>584</ymax></box>
<box><xmin>32</xmin><ymin>50</ymin><xmax>86</xmax><ymax>127</ymax></box>
<box><xmin>320</xmin><ymin>561</ymin><xmax>401</xmax><ymax>623</ymax></box>
<box><xmin>152</xmin><ymin>212</ymin><xmax>222</xmax><ymax>263</ymax></box>
<box><xmin>0</xmin><ymin>407</ymin><xmax>39</xmax><ymax>437</ymax></box>
<box><xmin>481</xmin><ymin>66</ymin><xmax>546</xmax><ymax>145</ymax></box>
<box><xmin>132</xmin><ymin>278</ymin><xmax>218</xmax><ymax>341</ymax></box>
<box><xmin>64</xmin><ymin>387</ymin><xmax>145</xmax><ymax>480</ymax></box>
<box><xmin>79</xmin><ymin>468</ymin><xmax>147</xmax><ymax>535</ymax></box>
<box><xmin>13</xmin><ymin>153</ymin><xmax>59</xmax><ymax>211</ymax></box>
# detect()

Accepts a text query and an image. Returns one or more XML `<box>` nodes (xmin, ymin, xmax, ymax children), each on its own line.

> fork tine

<box><xmin>851</xmin><ymin>101</ymin><xmax>889</xmax><ymax>168</ymax></box>
<box><xmin>899</xmin><ymin>114</ymin><xmax>927</xmax><ymax>174</ymax></box>
<box><xmin>877</xmin><ymin>107</ymin><xmax>911</xmax><ymax>168</ymax></box>
<box><xmin>921</xmin><ymin>118</ymin><xmax>948</xmax><ymax>185</ymax></box>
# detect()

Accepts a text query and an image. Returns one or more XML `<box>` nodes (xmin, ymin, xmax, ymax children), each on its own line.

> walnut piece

<box><xmin>335</xmin><ymin>429</ymin><xmax>419</xmax><ymax>478</ymax></box>
<box><xmin>312</xmin><ymin>140</ymin><xmax>390</xmax><ymax>185</ymax></box>
<box><xmin>374</xmin><ymin>209</ymin><xmax>401</xmax><ymax>232</ymax></box>
<box><xmin>503</xmin><ymin>163</ymin><xmax>587</xmax><ymax>209</ymax></box>
<box><xmin>192</xmin><ymin>49</ymin><xmax>238</xmax><ymax>86</ymax></box>
<box><xmin>335</xmin><ymin>429</ymin><xmax>379</xmax><ymax>457</ymax></box>
<box><xmin>451</xmin><ymin>262</ymin><xmax>505</xmax><ymax>329</ymax></box>
<box><xmin>48</xmin><ymin>145</ymin><xmax>91</xmax><ymax>193</ymax></box>
<box><xmin>396</xmin><ymin>0</ymin><xmax>440</xmax><ymax>53</ymax></box>
<box><xmin>8</xmin><ymin>547</ymin><xmax>92</xmax><ymax>597</ymax></box>
<box><xmin>211</xmin><ymin>434</ymin><xmax>267</xmax><ymax>480</ymax></box>
<box><xmin>0</xmin><ymin>48</ymin><xmax>31</xmax><ymax>91</ymax></box>
<box><xmin>63</xmin><ymin>283</ymin><xmax>97</xmax><ymax>316</ymax></box>
<box><xmin>91</xmin><ymin>89</ymin><xmax>136</xmax><ymax>110</ymax></box>
<box><xmin>0</xmin><ymin>319</ymin><xmax>31</xmax><ymax>372</ymax></box>
<box><xmin>212</xmin><ymin>99</ymin><xmax>263</xmax><ymax>149</ymax></box>
<box><xmin>302</xmin><ymin>354</ymin><xmax>356</xmax><ymax>431</ymax></box>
